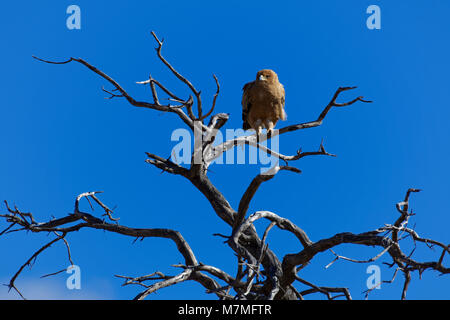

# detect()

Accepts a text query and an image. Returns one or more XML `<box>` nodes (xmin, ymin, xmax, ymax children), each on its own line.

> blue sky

<box><xmin>1</xmin><ymin>1</ymin><xmax>449</xmax><ymax>300</ymax></box>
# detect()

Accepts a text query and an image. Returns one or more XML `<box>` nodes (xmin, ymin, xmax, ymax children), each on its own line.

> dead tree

<box><xmin>1</xmin><ymin>32</ymin><xmax>448</xmax><ymax>300</ymax></box>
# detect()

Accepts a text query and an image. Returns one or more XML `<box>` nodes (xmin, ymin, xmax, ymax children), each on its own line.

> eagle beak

<box><xmin>258</xmin><ymin>75</ymin><xmax>266</xmax><ymax>81</ymax></box>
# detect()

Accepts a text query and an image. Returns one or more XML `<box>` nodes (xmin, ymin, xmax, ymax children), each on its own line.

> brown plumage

<box><xmin>241</xmin><ymin>69</ymin><xmax>286</xmax><ymax>135</ymax></box>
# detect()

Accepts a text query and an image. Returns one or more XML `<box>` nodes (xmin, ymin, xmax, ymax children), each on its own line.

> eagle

<box><xmin>241</xmin><ymin>69</ymin><xmax>286</xmax><ymax>135</ymax></box>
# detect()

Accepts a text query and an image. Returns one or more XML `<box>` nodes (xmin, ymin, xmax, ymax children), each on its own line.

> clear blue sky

<box><xmin>1</xmin><ymin>1</ymin><xmax>449</xmax><ymax>300</ymax></box>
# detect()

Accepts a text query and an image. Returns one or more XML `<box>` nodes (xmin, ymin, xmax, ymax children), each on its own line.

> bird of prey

<box><xmin>241</xmin><ymin>69</ymin><xmax>286</xmax><ymax>135</ymax></box>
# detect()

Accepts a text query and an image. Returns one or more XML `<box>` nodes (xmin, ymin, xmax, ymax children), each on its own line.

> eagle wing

<box><xmin>241</xmin><ymin>81</ymin><xmax>254</xmax><ymax>130</ymax></box>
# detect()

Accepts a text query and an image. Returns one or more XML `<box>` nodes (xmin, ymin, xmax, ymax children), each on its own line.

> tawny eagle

<box><xmin>241</xmin><ymin>69</ymin><xmax>286</xmax><ymax>135</ymax></box>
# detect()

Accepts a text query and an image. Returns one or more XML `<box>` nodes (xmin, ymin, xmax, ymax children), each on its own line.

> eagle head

<box><xmin>256</xmin><ymin>69</ymin><xmax>278</xmax><ymax>84</ymax></box>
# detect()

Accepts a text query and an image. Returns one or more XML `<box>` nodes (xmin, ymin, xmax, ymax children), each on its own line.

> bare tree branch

<box><xmin>235</xmin><ymin>166</ymin><xmax>301</xmax><ymax>230</ymax></box>
<box><xmin>5</xmin><ymin>33</ymin><xmax>444</xmax><ymax>300</ymax></box>
<box><xmin>145</xmin><ymin>152</ymin><xmax>189</xmax><ymax>175</ymax></box>
<box><xmin>32</xmin><ymin>55</ymin><xmax>196</xmax><ymax>130</ymax></box>
<box><xmin>208</xmin><ymin>86</ymin><xmax>372</xmax><ymax>162</ymax></box>
<box><xmin>150</xmin><ymin>31</ymin><xmax>203</xmax><ymax>121</ymax></box>
<box><xmin>5</xmin><ymin>232</ymin><xmax>66</xmax><ymax>299</ymax></box>
<box><xmin>198</xmin><ymin>74</ymin><xmax>220</xmax><ymax>121</ymax></box>
<box><xmin>296</xmin><ymin>276</ymin><xmax>352</xmax><ymax>300</ymax></box>
<box><xmin>279</xmin><ymin>190</ymin><xmax>449</xmax><ymax>298</ymax></box>
<box><xmin>133</xmin><ymin>269</ymin><xmax>193</xmax><ymax>300</ymax></box>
